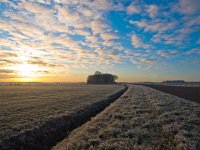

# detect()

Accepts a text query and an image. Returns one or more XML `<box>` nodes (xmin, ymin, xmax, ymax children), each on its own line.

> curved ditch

<box><xmin>0</xmin><ymin>85</ymin><xmax>128</xmax><ymax>150</ymax></box>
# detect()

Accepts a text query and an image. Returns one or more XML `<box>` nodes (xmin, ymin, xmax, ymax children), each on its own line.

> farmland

<box><xmin>0</xmin><ymin>84</ymin><xmax>122</xmax><ymax>141</ymax></box>
<box><xmin>144</xmin><ymin>84</ymin><xmax>200</xmax><ymax>103</ymax></box>
<box><xmin>53</xmin><ymin>85</ymin><xmax>200</xmax><ymax>150</ymax></box>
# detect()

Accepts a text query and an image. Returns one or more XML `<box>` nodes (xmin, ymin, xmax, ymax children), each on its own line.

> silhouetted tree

<box><xmin>87</xmin><ymin>71</ymin><xmax>118</xmax><ymax>84</ymax></box>
<box><xmin>95</xmin><ymin>71</ymin><xmax>102</xmax><ymax>75</ymax></box>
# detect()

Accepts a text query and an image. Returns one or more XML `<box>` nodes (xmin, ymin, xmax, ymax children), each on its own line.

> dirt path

<box><xmin>53</xmin><ymin>85</ymin><xmax>200</xmax><ymax>150</ymax></box>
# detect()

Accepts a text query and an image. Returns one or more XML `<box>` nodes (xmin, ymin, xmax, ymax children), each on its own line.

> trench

<box><xmin>0</xmin><ymin>85</ymin><xmax>128</xmax><ymax>150</ymax></box>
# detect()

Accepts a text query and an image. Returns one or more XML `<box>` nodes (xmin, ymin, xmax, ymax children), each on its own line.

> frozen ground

<box><xmin>53</xmin><ymin>85</ymin><xmax>200</xmax><ymax>150</ymax></box>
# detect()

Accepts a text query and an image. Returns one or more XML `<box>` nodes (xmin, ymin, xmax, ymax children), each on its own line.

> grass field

<box><xmin>53</xmin><ymin>85</ymin><xmax>200</xmax><ymax>150</ymax></box>
<box><xmin>0</xmin><ymin>84</ymin><xmax>122</xmax><ymax>140</ymax></box>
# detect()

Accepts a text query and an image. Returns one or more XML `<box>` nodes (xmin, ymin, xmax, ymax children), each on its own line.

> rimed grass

<box><xmin>0</xmin><ymin>84</ymin><xmax>122</xmax><ymax>140</ymax></box>
<box><xmin>53</xmin><ymin>85</ymin><xmax>200</xmax><ymax>150</ymax></box>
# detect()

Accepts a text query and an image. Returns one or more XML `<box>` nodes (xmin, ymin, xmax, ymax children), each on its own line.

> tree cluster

<box><xmin>162</xmin><ymin>80</ymin><xmax>186</xmax><ymax>84</ymax></box>
<box><xmin>87</xmin><ymin>71</ymin><xmax>118</xmax><ymax>84</ymax></box>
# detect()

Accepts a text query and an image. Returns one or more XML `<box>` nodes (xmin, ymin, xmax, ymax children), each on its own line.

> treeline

<box><xmin>87</xmin><ymin>71</ymin><xmax>118</xmax><ymax>84</ymax></box>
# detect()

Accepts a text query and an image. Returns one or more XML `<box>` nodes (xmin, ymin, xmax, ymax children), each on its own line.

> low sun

<box><xmin>12</xmin><ymin>63</ymin><xmax>41</xmax><ymax>82</ymax></box>
<box><xmin>17</xmin><ymin>63</ymin><xmax>37</xmax><ymax>77</ymax></box>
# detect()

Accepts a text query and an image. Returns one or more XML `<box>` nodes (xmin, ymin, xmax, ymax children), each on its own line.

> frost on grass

<box><xmin>52</xmin><ymin>85</ymin><xmax>200</xmax><ymax>150</ymax></box>
<box><xmin>0</xmin><ymin>84</ymin><xmax>122</xmax><ymax>140</ymax></box>
<box><xmin>0</xmin><ymin>85</ymin><xmax>126</xmax><ymax>150</ymax></box>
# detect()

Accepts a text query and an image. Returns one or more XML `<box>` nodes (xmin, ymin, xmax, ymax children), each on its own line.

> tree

<box><xmin>95</xmin><ymin>71</ymin><xmax>102</xmax><ymax>75</ymax></box>
<box><xmin>87</xmin><ymin>71</ymin><xmax>118</xmax><ymax>84</ymax></box>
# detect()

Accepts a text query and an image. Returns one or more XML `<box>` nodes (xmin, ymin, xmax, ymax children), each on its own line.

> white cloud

<box><xmin>19</xmin><ymin>1</ymin><xmax>53</xmax><ymax>15</ymax></box>
<box><xmin>100</xmin><ymin>33</ymin><xmax>119</xmax><ymax>41</ymax></box>
<box><xmin>79</xmin><ymin>0</ymin><xmax>124</xmax><ymax>12</ymax></box>
<box><xmin>126</xmin><ymin>3</ymin><xmax>140</xmax><ymax>15</ymax></box>
<box><xmin>0</xmin><ymin>0</ymin><xmax>199</xmax><ymax>78</ymax></box>
<box><xmin>130</xmin><ymin>35</ymin><xmax>148</xmax><ymax>48</ymax></box>
<box><xmin>157</xmin><ymin>50</ymin><xmax>179</xmax><ymax>57</ymax></box>
<box><xmin>72</xmin><ymin>29</ymin><xmax>91</xmax><ymax>36</ymax></box>
<box><xmin>185</xmin><ymin>48</ymin><xmax>200</xmax><ymax>55</ymax></box>
<box><xmin>88</xmin><ymin>0</ymin><xmax>114</xmax><ymax>11</ymax></box>
<box><xmin>130</xmin><ymin>20</ymin><xmax>176</xmax><ymax>33</ymax></box>
<box><xmin>54</xmin><ymin>0</ymin><xmax>79</xmax><ymax>5</ymax></box>
<box><xmin>147</xmin><ymin>5</ymin><xmax>158</xmax><ymax>18</ymax></box>
<box><xmin>178</xmin><ymin>0</ymin><xmax>200</xmax><ymax>15</ymax></box>
<box><xmin>102</xmin><ymin>41</ymin><xmax>116</xmax><ymax>47</ymax></box>
<box><xmin>131</xmin><ymin>60</ymin><xmax>141</xmax><ymax>65</ymax></box>
<box><xmin>85</xmin><ymin>35</ymin><xmax>99</xmax><ymax>44</ymax></box>
<box><xmin>56</xmin><ymin>5</ymin><xmax>80</xmax><ymax>24</ymax></box>
<box><xmin>31</xmin><ymin>0</ymin><xmax>52</xmax><ymax>5</ymax></box>
<box><xmin>140</xmin><ymin>58</ymin><xmax>156</xmax><ymax>64</ymax></box>
<box><xmin>79</xmin><ymin>7</ymin><xmax>94</xmax><ymax>17</ymax></box>
<box><xmin>91</xmin><ymin>19</ymin><xmax>109</xmax><ymax>35</ymax></box>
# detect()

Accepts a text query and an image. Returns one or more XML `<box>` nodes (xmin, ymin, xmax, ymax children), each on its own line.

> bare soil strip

<box><xmin>144</xmin><ymin>85</ymin><xmax>200</xmax><ymax>103</ymax></box>
<box><xmin>0</xmin><ymin>86</ymin><xmax>128</xmax><ymax>150</ymax></box>
<box><xmin>53</xmin><ymin>85</ymin><xmax>200</xmax><ymax>150</ymax></box>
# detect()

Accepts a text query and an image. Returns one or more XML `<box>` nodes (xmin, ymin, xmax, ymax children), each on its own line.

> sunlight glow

<box><xmin>11</xmin><ymin>63</ymin><xmax>44</xmax><ymax>82</ymax></box>
<box><xmin>16</xmin><ymin>63</ymin><xmax>39</xmax><ymax>77</ymax></box>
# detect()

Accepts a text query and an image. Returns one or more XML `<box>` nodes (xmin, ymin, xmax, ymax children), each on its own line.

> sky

<box><xmin>0</xmin><ymin>0</ymin><xmax>200</xmax><ymax>82</ymax></box>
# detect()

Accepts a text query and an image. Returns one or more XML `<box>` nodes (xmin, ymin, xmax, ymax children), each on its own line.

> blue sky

<box><xmin>0</xmin><ymin>0</ymin><xmax>199</xmax><ymax>82</ymax></box>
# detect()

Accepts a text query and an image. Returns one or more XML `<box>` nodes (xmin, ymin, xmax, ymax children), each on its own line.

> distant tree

<box><xmin>87</xmin><ymin>71</ymin><xmax>118</xmax><ymax>84</ymax></box>
<box><xmin>95</xmin><ymin>71</ymin><xmax>102</xmax><ymax>75</ymax></box>
<box><xmin>113</xmin><ymin>75</ymin><xmax>118</xmax><ymax>80</ymax></box>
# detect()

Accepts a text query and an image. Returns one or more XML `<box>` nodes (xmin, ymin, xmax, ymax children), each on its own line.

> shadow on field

<box><xmin>0</xmin><ymin>85</ymin><xmax>128</xmax><ymax>150</ymax></box>
<box><xmin>144</xmin><ymin>85</ymin><xmax>200</xmax><ymax>103</ymax></box>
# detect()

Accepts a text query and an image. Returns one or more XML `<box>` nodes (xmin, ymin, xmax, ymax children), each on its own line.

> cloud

<box><xmin>131</xmin><ymin>57</ymin><xmax>159</xmax><ymax>70</ymax></box>
<box><xmin>1</xmin><ymin>0</ymin><xmax>124</xmax><ymax>76</ymax></box>
<box><xmin>100</xmin><ymin>33</ymin><xmax>119</xmax><ymax>41</ymax></box>
<box><xmin>91</xmin><ymin>19</ymin><xmax>109</xmax><ymax>35</ymax></box>
<box><xmin>86</xmin><ymin>0</ymin><xmax>124</xmax><ymax>11</ymax></box>
<box><xmin>56</xmin><ymin>5</ymin><xmax>80</xmax><ymax>24</ymax></box>
<box><xmin>130</xmin><ymin>34</ymin><xmax>148</xmax><ymax>48</ymax></box>
<box><xmin>0</xmin><ymin>69</ymin><xmax>19</xmax><ymax>79</ymax></box>
<box><xmin>102</xmin><ymin>40</ymin><xmax>120</xmax><ymax>47</ymax></box>
<box><xmin>157</xmin><ymin>50</ymin><xmax>179</xmax><ymax>57</ymax></box>
<box><xmin>131</xmin><ymin>60</ymin><xmax>141</xmax><ymax>65</ymax></box>
<box><xmin>78</xmin><ymin>7</ymin><xmax>94</xmax><ymax>17</ymax></box>
<box><xmin>130</xmin><ymin>20</ymin><xmax>176</xmax><ymax>33</ymax></box>
<box><xmin>0</xmin><ymin>0</ymin><xmax>199</xmax><ymax>80</ymax></box>
<box><xmin>185</xmin><ymin>48</ymin><xmax>200</xmax><ymax>55</ymax></box>
<box><xmin>85</xmin><ymin>35</ymin><xmax>99</xmax><ymax>44</ymax></box>
<box><xmin>91</xmin><ymin>0</ymin><xmax>114</xmax><ymax>11</ymax></box>
<box><xmin>0</xmin><ymin>51</ymin><xmax>18</xmax><ymax>58</ymax></box>
<box><xmin>0</xmin><ymin>69</ymin><xmax>16</xmax><ymax>74</ymax></box>
<box><xmin>71</xmin><ymin>29</ymin><xmax>91</xmax><ymax>36</ymax></box>
<box><xmin>178</xmin><ymin>0</ymin><xmax>200</xmax><ymax>15</ymax></box>
<box><xmin>140</xmin><ymin>58</ymin><xmax>156</xmax><ymax>64</ymax></box>
<box><xmin>125</xmin><ymin>50</ymin><xmax>142</xmax><ymax>57</ymax></box>
<box><xmin>147</xmin><ymin>5</ymin><xmax>158</xmax><ymax>18</ymax></box>
<box><xmin>27</xmin><ymin>58</ymin><xmax>57</xmax><ymax>67</ymax></box>
<box><xmin>126</xmin><ymin>3</ymin><xmax>140</xmax><ymax>15</ymax></box>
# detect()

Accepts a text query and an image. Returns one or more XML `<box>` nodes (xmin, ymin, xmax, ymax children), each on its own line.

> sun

<box><xmin>17</xmin><ymin>63</ymin><xmax>37</xmax><ymax>77</ymax></box>
<box><xmin>12</xmin><ymin>63</ymin><xmax>42</xmax><ymax>82</ymax></box>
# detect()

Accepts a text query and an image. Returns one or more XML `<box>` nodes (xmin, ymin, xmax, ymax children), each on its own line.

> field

<box><xmin>144</xmin><ymin>84</ymin><xmax>200</xmax><ymax>103</ymax></box>
<box><xmin>53</xmin><ymin>85</ymin><xmax>200</xmax><ymax>150</ymax></box>
<box><xmin>0</xmin><ymin>84</ymin><xmax>122</xmax><ymax>141</ymax></box>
